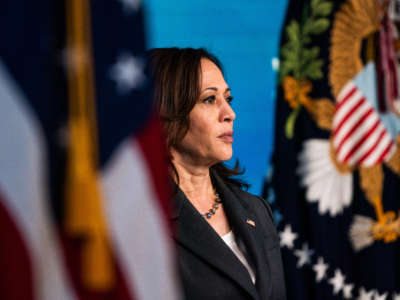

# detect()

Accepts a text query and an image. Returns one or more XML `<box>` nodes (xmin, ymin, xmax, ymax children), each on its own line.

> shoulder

<box><xmin>228</xmin><ymin>184</ymin><xmax>282</xmax><ymax>256</ymax></box>
<box><xmin>211</xmin><ymin>170</ymin><xmax>276</xmax><ymax>227</ymax></box>
<box><xmin>228</xmin><ymin>184</ymin><xmax>276</xmax><ymax>227</ymax></box>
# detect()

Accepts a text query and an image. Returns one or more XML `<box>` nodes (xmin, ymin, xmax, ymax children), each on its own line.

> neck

<box><xmin>171</xmin><ymin>149</ymin><xmax>215</xmax><ymax>208</ymax></box>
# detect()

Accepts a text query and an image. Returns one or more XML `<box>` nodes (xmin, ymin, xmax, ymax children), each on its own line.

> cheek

<box><xmin>180</xmin><ymin>122</ymin><xmax>215</xmax><ymax>155</ymax></box>
<box><xmin>186</xmin><ymin>124</ymin><xmax>213</xmax><ymax>147</ymax></box>
<box><xmin>188</xmin><ymin>114</ymin><xmax>214</xmax><ymax>141</ymax></box>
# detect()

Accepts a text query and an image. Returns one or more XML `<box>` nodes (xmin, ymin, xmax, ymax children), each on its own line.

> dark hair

<box><xmin>148</xmin><ymin>47</ymin><xmax>248</xmax><ymax>190</ymax></box>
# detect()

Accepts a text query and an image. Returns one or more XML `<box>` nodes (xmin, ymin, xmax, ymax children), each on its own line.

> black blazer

<box><xmin>170</xmin><ymin>172</ymin><xmax>286</xmax><ymax>300</ymax></box>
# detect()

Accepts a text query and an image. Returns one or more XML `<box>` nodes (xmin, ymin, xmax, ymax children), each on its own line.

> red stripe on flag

<box><xmin>357</xmin><ymin>129</ymin><xmax>386</xmax><ymax>164</ymax></box>
<box><xmin>376</xmin><ymin>140</ymin><xmax>393</xmax><ymax>164</ymax></box>
<box><xmin>335</xmin><ymin>108</ymin><xmax>374</xmax><ymax>155</ymax></box>
<box><xmin>58</xmin><ymin>230</ymin><xmax>134</xmax><ymax>300</ymax></box>
<box><xmin>342</xmin><ymin>119</ymin><xmax>380</xmax><ymax>163</ymax></box>
<box><xmin>0</xmin><ymin>188</ymin><xmax>34</xmax><ymax>300</ymax></box>
<box><xmin>335</xmin><ymin>86</ymin><xmax>357</xmax><ymax>112</ymax></box>
<box><xmin>333</xmin><ymin>97</ymin><xmax>365</xmax><ymax>137</ymax></box>
<box><xmin>136</xmin><ymin>114</ymin><xmax>172</xmax><ymax>230</ymax></box>
<box><xmin>58</xmin><ymin>114</ymin><xmax>172</xmax><ymax>300</ymax></box>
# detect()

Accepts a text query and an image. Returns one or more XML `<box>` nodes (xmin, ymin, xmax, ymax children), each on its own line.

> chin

<box><xmin>209</xmin><ymin>145</ymin><xmax>233</xmax><ymax>163</ymax></box>
<box><xmin>218</xmin><ymin>151</ymin><xmax>233</xmax><ymax>162</ymax></box>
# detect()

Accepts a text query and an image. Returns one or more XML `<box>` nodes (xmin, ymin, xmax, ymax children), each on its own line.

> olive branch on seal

<box><xmin>279</xmin><ymin>0</ymin><xmax>333</xmax><ymax>138</ymax></box>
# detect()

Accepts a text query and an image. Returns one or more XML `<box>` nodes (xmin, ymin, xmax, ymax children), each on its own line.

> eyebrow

<box><xmin>201</xmin><ymin>87</ymin><xmax>231</xmax><ymax>93</ymax></box>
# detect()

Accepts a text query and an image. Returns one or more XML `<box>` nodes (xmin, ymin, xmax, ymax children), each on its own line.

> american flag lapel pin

<box><xmin>246</xmin><ymin>219</ymin><xmax>256</xmax><ymax>227</ymax></box>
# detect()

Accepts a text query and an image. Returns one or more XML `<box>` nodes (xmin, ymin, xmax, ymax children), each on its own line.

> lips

<box><xmin>218</xmin><ymin>131</ymin><xmax>234</xmax><ymax>143</ymax></box>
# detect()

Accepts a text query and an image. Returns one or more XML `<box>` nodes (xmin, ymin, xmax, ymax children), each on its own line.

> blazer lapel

<box><xmin>171</xmin><ymin>186</ymin><xmax>259</xmax><ymax>300</ymax></box>
<box><xmin>212</xmin><ymin>174</ymin><xmax>273</xmax><ymax>299</ymax></box>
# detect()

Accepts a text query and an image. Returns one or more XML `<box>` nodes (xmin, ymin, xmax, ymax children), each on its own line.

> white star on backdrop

<box><xmin>271</xmin><ymin>57</ymin><xmax>280</xmax><ymax>71</ymax></box>
<box><xmin>393</xmin><ymin>293</ymin><xmax>400</xmax><ymax>300</ymax></box>
<box><xmin>374</xmin><ymin>291</ymin><xmax>388</xmax><ymax>300</ymax></box>
<box><xmin>312</xmin><ymin>257</ymin><xmax>329</xmax><ymax>282</ymax></box>
<box><xmin>279</xmin><ymin>224</ymin><xmax>298</xmax><ymax>249</ymax></box>
<box><xmin>109</xmin><ymin>53</ymin><xmax>146</xmax><ymax>95</ymax></box>
<box><xmin>357</xmin><ymin>288</ymin><xmax>374</xmax><ymax>300</ymax></box>
<box><xmin>328</xmin><ymin>269</ymin><xmax>345</xmax><ymax>295</ymax></box>
<box><xmin>294</xmin><ymin>243</ymin><xmax>314</xmax><ymax>268</ymax></box>
<box><xmin>343</xmin><ymin>283</ymin><xmax>354</xmax><ymax>299</ymax></box>
<box><xmin>118</xmin><ymin>0</ymin><xmax>141</xmax><ymax>14</ymax></box>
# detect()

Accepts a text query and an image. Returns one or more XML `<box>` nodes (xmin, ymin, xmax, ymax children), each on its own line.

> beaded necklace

<box><xmin>201</xmin><ymin>191</ymin><xmax>222</xmax><ymax>219</ymax></box>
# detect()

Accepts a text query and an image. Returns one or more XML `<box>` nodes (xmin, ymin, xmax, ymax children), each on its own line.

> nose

<box><xmin>221</xmin><ymin>99</ymin><xmax>236</xmax><ymax>122</ymax></box>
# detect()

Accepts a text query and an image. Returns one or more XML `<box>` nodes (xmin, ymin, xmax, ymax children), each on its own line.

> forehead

<box><xmin>200</xmin><ymin>58</ymin><xmax>227</xmax><ymax>89</ymax></box>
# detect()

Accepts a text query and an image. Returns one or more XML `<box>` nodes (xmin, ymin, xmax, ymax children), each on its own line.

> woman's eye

<box><xmin>203</xmin><ymin>96</ymin><xmax>215</xmax><ymax>103</ymax></box>
<box><xmin>226</xmin><ymin>96</ymin><xmax>233</xmax><ymax>104</ymax></box>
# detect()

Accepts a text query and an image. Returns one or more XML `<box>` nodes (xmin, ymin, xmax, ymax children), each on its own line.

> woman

<box><xmin>149</xmin><ymin>47</ymin><xmax>286</xmax><ymax>300</ymax></box>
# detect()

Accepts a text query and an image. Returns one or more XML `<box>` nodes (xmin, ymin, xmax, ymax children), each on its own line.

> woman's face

<box><xmin>175</xmin><ymin>58</ymin><xmax>236</xmax><ymax>166</ymax></box>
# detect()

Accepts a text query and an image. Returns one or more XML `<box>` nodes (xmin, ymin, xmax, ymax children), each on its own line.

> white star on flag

<box><xmin>118</xmin><ymin>0</ymin><xmax>141</xmax><ymax>14</ymax></box>
<box><xmin>393</xmin><ymin>293</ymin><xmax>400</xmax><ymax>300</ymax></box>
<box><xmin>374</xmin><ymin>291</ymin><xmax>388</xmax><ymax>300</ymax></box>
<box><xmin>357</xmin><ymin>287</ymin><xmax>374</xmax><ymax>300</ymax></box>
<box><xmin>279</xmin><ymin>224</ymin><xmax>298</xmax><ymax>249</ymax></box>
<box><xmin>343</xmin><ymin>283</ymin><xmax>354</xmax><ymax>299</ymax></box>
<box><xmin>294</xmin><ymin>243</ymin><xmax>314</xmax><ymax>268</ymax></box>
<box><xmin>312</xmin><ymin>257</ymin><xmax>328</xmax><ymax>282</ymax></box>
<box><xmin>328</xmin><ymin>269</ymin><xmax>345</xmax><ymax>295</ymax></box>
<box><xmin>109</xmin><ymin>53</ymin><xmax>146</xmax><ymax>95</ymax></box>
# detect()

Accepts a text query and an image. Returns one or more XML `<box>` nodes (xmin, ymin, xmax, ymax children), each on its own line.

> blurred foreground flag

<box><xmin>265</xmin><ymin>0</ymin><xmax>400</xmax><ymax>298</ymax></box>
<box><xmin>0</xmin><ymin>1</ymin><xmax>180</xmax><ymax>299</ymax></box>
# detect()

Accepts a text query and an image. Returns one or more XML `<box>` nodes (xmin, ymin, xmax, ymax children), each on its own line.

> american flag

<box><xmin>0</xmin><ymin>0</ymin><xmax>180</xmax><ymax>299</ymax></box>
